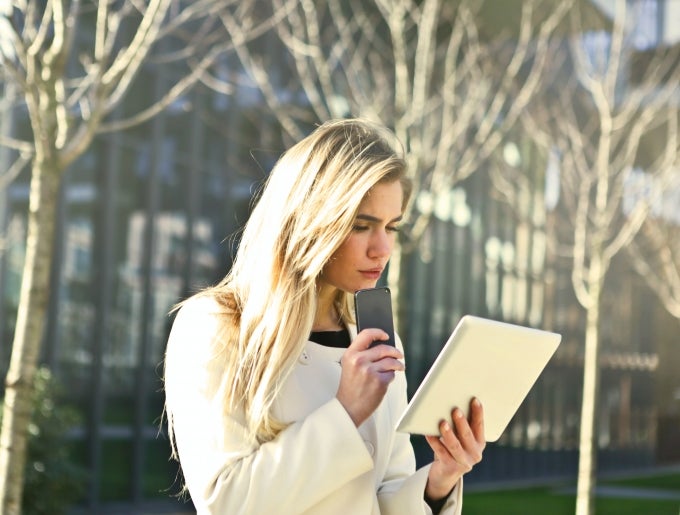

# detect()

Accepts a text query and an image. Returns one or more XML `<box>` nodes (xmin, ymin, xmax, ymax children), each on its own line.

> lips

<box><xmin>359</xmin><ymin>268</ymin><xmax>383</xmax><ymax>280</ymax></box>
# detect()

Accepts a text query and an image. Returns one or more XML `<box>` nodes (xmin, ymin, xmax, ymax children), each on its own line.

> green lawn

<box><xmin>606</xmin><ymin>472</ymin><xmax>680</xmax><ymax>491</ymax></box>
<box><xmin>464</xmin><ymin>472</ymin><xmax>680</xmax><ymax>515</ymax></box>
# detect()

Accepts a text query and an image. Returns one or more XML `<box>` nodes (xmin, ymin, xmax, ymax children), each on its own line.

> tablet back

<box><xmin>395</xmin><ymin>315</ymin><xmax>561</xmax><ymax>441</ymax></box>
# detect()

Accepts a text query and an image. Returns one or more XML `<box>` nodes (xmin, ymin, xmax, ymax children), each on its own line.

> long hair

<box><xmin>173</xmin><ymin>118</ymin><xmax>410</xmax><ymax>445</ymax></box>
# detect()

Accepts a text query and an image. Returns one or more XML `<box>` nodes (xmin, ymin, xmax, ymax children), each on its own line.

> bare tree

<box><xmin>0</xmin><ymin>1</ymin><xmax>270</xmax><ymax>512</ymax></box>
<box><xmin>216</xmin><ymin>0</ymin><xmax>572</xmax><ymax>321</ymax></box>
<box><xmin>627</xmin><ymin>195</ymin><xmax>680</xmax><ymax>457</ymax></box>
<box><xmin>627</xmin><ymin>183</ymin><xmax>680</xmax><ymax>319</ymax></box>
<box><xmin>0</xmin><ymin>81</ymin><xmax>30</xmax><ymax>258</ymax></box>
<box><xmin>512</xmin><ymin>2</ymin><xmax>680</xmax><ymax>514</ymax></box>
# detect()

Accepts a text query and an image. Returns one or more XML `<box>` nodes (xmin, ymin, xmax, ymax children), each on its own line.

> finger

<box><xmin>349</xmin><ymin>328</ymin><xmax>389</xmax><ymax>351</ymax></box>
<box><xmin>434</xmin><ymin>421</ymin><xmax>470</xmax><ymax>470</ymax></box>
<box><xmin>425</xmin><ymin>433</ymin><xmax>456</xmax><ymax>465</ymax></box>
<box><xmin>425</xmin><ymin>434</ymin><xmax>447</xmax><ymax>458</ymax></box>
<box><xmin>440</xmin><ymin>418</ymin><xmax>464</xmax><ymax>453</ymax></box>
<box><xmin>376</xmin><ymin>369</ymin><xmax>397</xmax><ymax>384</ymax></box>
<box><xmin>451</xmin><ymin>408</ymin><xmax>475</xmax><ymax>444</ymax></box>
<box><xmin>340</xmin><ymin>352</ymin><xmax>403</xmax><ymax>376</ymax></box>
<box><xmin>448</xmin><ymin>408</ymin><xmax>484</xmax><ymax>464</ymax></box>
<box><xmin>372</xmin><ymin>357</ymin><xmax>405</xmax><ymax>373</ymax></box>
<box><xmin>469</xmin><ymin>397</ymin><xmax>486</xmax><ymax>445</ymax></box>
<box><xmin>367</xmin><ymin>343</ymin><xmax>404</xmax><ymax>362</ymax></box>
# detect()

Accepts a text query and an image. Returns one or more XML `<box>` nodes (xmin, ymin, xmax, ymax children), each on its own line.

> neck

<box><xmin>313</xmin><ymin>284</ymin><xmax>343</xmax><ymax>331</ymax></box>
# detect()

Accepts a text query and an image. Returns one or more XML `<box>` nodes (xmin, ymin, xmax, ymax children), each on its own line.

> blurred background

<box><xmin>0</xmin><ymin>0</ymin><xmax>679</xmax><ymax>514</ymax></box>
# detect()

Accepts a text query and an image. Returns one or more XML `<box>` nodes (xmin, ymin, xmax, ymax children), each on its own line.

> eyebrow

<box><xmin>356</xmin><ymin>214</ymin><xmax>403</xmax><ymax>224</ymax></box>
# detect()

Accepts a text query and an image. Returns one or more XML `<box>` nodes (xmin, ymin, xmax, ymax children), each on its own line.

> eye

<box><xmin>352</xmin><ymin>225</ymin><xmax>369</xmax><ymax>232</ymax></box>
<box><xmin>387</xmin><ymin>225</ymin><xmax>401</xmax><ymax>233</ymax></box>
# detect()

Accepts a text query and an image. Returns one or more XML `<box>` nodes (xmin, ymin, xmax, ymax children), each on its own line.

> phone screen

<box><xmin>354</xmin><ymin>287</ymin><xmax>396</xmax><ymax>347</ymax></box>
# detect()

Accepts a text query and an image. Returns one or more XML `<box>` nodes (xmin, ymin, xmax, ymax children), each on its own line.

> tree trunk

<box><xmin>575</xmin><ymin>270</ymin><xmax>603</xmax><ymax>515</ymax></box>
<box><xmin>0</xmin><ymin>160</ymin><xmax>61</xmax><ymax>515</ymax></box>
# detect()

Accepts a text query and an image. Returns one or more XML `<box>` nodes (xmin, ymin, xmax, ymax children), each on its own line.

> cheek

<box><xmin>324</xmin><ymin>248</ymin><xmax>347</xmax><ymax>278</ymax></box>
<box><xmin>326</xmin><ymin>233</ymin><xmax>367</xmax><ymax>275</ymax></box>
<box><xmin>336</xmin><ymin>236</ymin><xmax>363</xmax><ymax>264</ymax></box>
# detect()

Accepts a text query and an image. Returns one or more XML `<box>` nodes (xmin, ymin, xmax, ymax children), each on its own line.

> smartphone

<box><xmin>354</xmin><ymin>287</ymin><xmax>396</xmax><ymax>347</ymax></box>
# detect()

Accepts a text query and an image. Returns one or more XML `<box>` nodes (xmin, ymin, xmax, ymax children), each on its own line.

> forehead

<box><xmin>357</xmin><ymin>181</ymin><xmax>404</xmax><ymax>215</ymax></box>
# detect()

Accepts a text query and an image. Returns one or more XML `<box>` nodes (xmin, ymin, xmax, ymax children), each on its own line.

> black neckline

<box><xmin>309</xmin><ymin>328</ymin><xmax>351</xmax><ymax>348</ymax></box>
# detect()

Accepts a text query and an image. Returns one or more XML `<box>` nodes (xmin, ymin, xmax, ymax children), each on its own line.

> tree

<box><xmin>0</xmin><ymin>82</ymin><xmax>29</xmax><ymax>259</ymax></box>
<box><xmin>0</xmin><ymin>1</ymin><xmax>264</xmax><ymax>512</ymax></box>
<box><xmin>627</xmin><ymin>191</ymin><xmax>680</xmax><ymax>319</ymax></box>
<box><xmin>627</xmin><ymin>194</ymin><xmax>680</xmax><ymax>434</ymax></box>
<box><xmin>216</xmin><ymin>0</ymin><xmax>572</xmax><ymax>323</ymax></box>
<box><xmin>514</xmin><ymin>2</ymin><xmax>680</xmax><ymax>514</ymax></box>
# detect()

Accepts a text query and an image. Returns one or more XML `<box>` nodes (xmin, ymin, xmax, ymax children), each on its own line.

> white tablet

<box><xmin>395</xmin><ymin>315</ymin><xmax>561</xmax><ymax>442</ymax></box>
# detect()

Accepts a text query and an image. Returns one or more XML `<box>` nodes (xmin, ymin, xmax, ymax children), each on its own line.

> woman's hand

<box><xmin>336</xmin><ymin>329</ymin><xmax>405</xmax><ymax>427</ymax></box>
<box><xmin>424</xmin><ymin>398</ymin><xmax>485</xmax><ymax>501</ymax></box>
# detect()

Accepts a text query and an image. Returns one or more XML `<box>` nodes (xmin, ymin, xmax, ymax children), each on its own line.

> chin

<box><xmin>357</xmin><ymin>281</ymin><xmax>379</xmax><ymax>292</ymax></box>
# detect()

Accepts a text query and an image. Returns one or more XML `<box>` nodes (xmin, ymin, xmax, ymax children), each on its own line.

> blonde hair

<box><xmin>174</xmin><ymin>118</ymin><xmax>410</xmax><ymax>445</ymax></box>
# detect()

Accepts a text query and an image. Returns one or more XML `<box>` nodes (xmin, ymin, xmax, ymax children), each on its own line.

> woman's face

<box><xmin>320</xmin><ymin>180</ymin><xmax>404</xmax><ymax>294</ymax></box>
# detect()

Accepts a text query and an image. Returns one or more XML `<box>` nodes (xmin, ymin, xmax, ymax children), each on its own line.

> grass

<box><xmin>463</xmin><ymin>472</ymin><xmax>680</xmax><ymax>515</ymax></box>
<box><xmin>605</xmin><ymin>472</ymin><xmax>680</xmax><ymax>491</ymax></box>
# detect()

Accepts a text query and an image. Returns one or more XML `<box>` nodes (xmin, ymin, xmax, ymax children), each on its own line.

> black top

<box><xmin>309</xmin><ymin>329</ymin><xmax>351</xmax><ymax>348</ymax></box>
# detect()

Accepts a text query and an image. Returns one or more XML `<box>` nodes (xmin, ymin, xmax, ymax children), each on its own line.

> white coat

<box><xmin>164</xmin><ymin>296</ymin><xmax>463</xmax><ymax>514</ymax></box>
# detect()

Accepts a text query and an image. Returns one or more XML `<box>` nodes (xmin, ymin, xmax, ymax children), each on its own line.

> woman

<box><xmin>163</xmin><ymin>119</ymin><xmax>485</xmax><ymax>514</ymax></box>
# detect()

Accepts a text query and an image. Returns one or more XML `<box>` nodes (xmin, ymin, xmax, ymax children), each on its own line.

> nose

<box><xmin>368</xmin><ymin>229</ymin><xmax>393</xmax><ymax>259</ymax></box>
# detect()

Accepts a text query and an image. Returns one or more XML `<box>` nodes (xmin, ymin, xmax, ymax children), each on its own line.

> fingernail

<box><xmin>455</xmin><ymin>409</ymin><xmax>463</xmax><ymax>419</ymax></box>
<box><xmin>473</xmin><ymin>398</ymin><xmax>481</xmax><ymax>407</ymax></box>
<box><xmin>442</xmin><ymin>421</ymin><xmax>451</xmax><ymax>432</ymax></box>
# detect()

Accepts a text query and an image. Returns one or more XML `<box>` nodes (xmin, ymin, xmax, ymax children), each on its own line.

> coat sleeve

<box><xmin>163</xmin><ymin>298</ymin><xmax>374</xmax><ymax>514</ymax></box>
<box><xmin>376</xmin><ymin>335</ymin><xmax>463</xmax><ymax>515</ymax></box>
